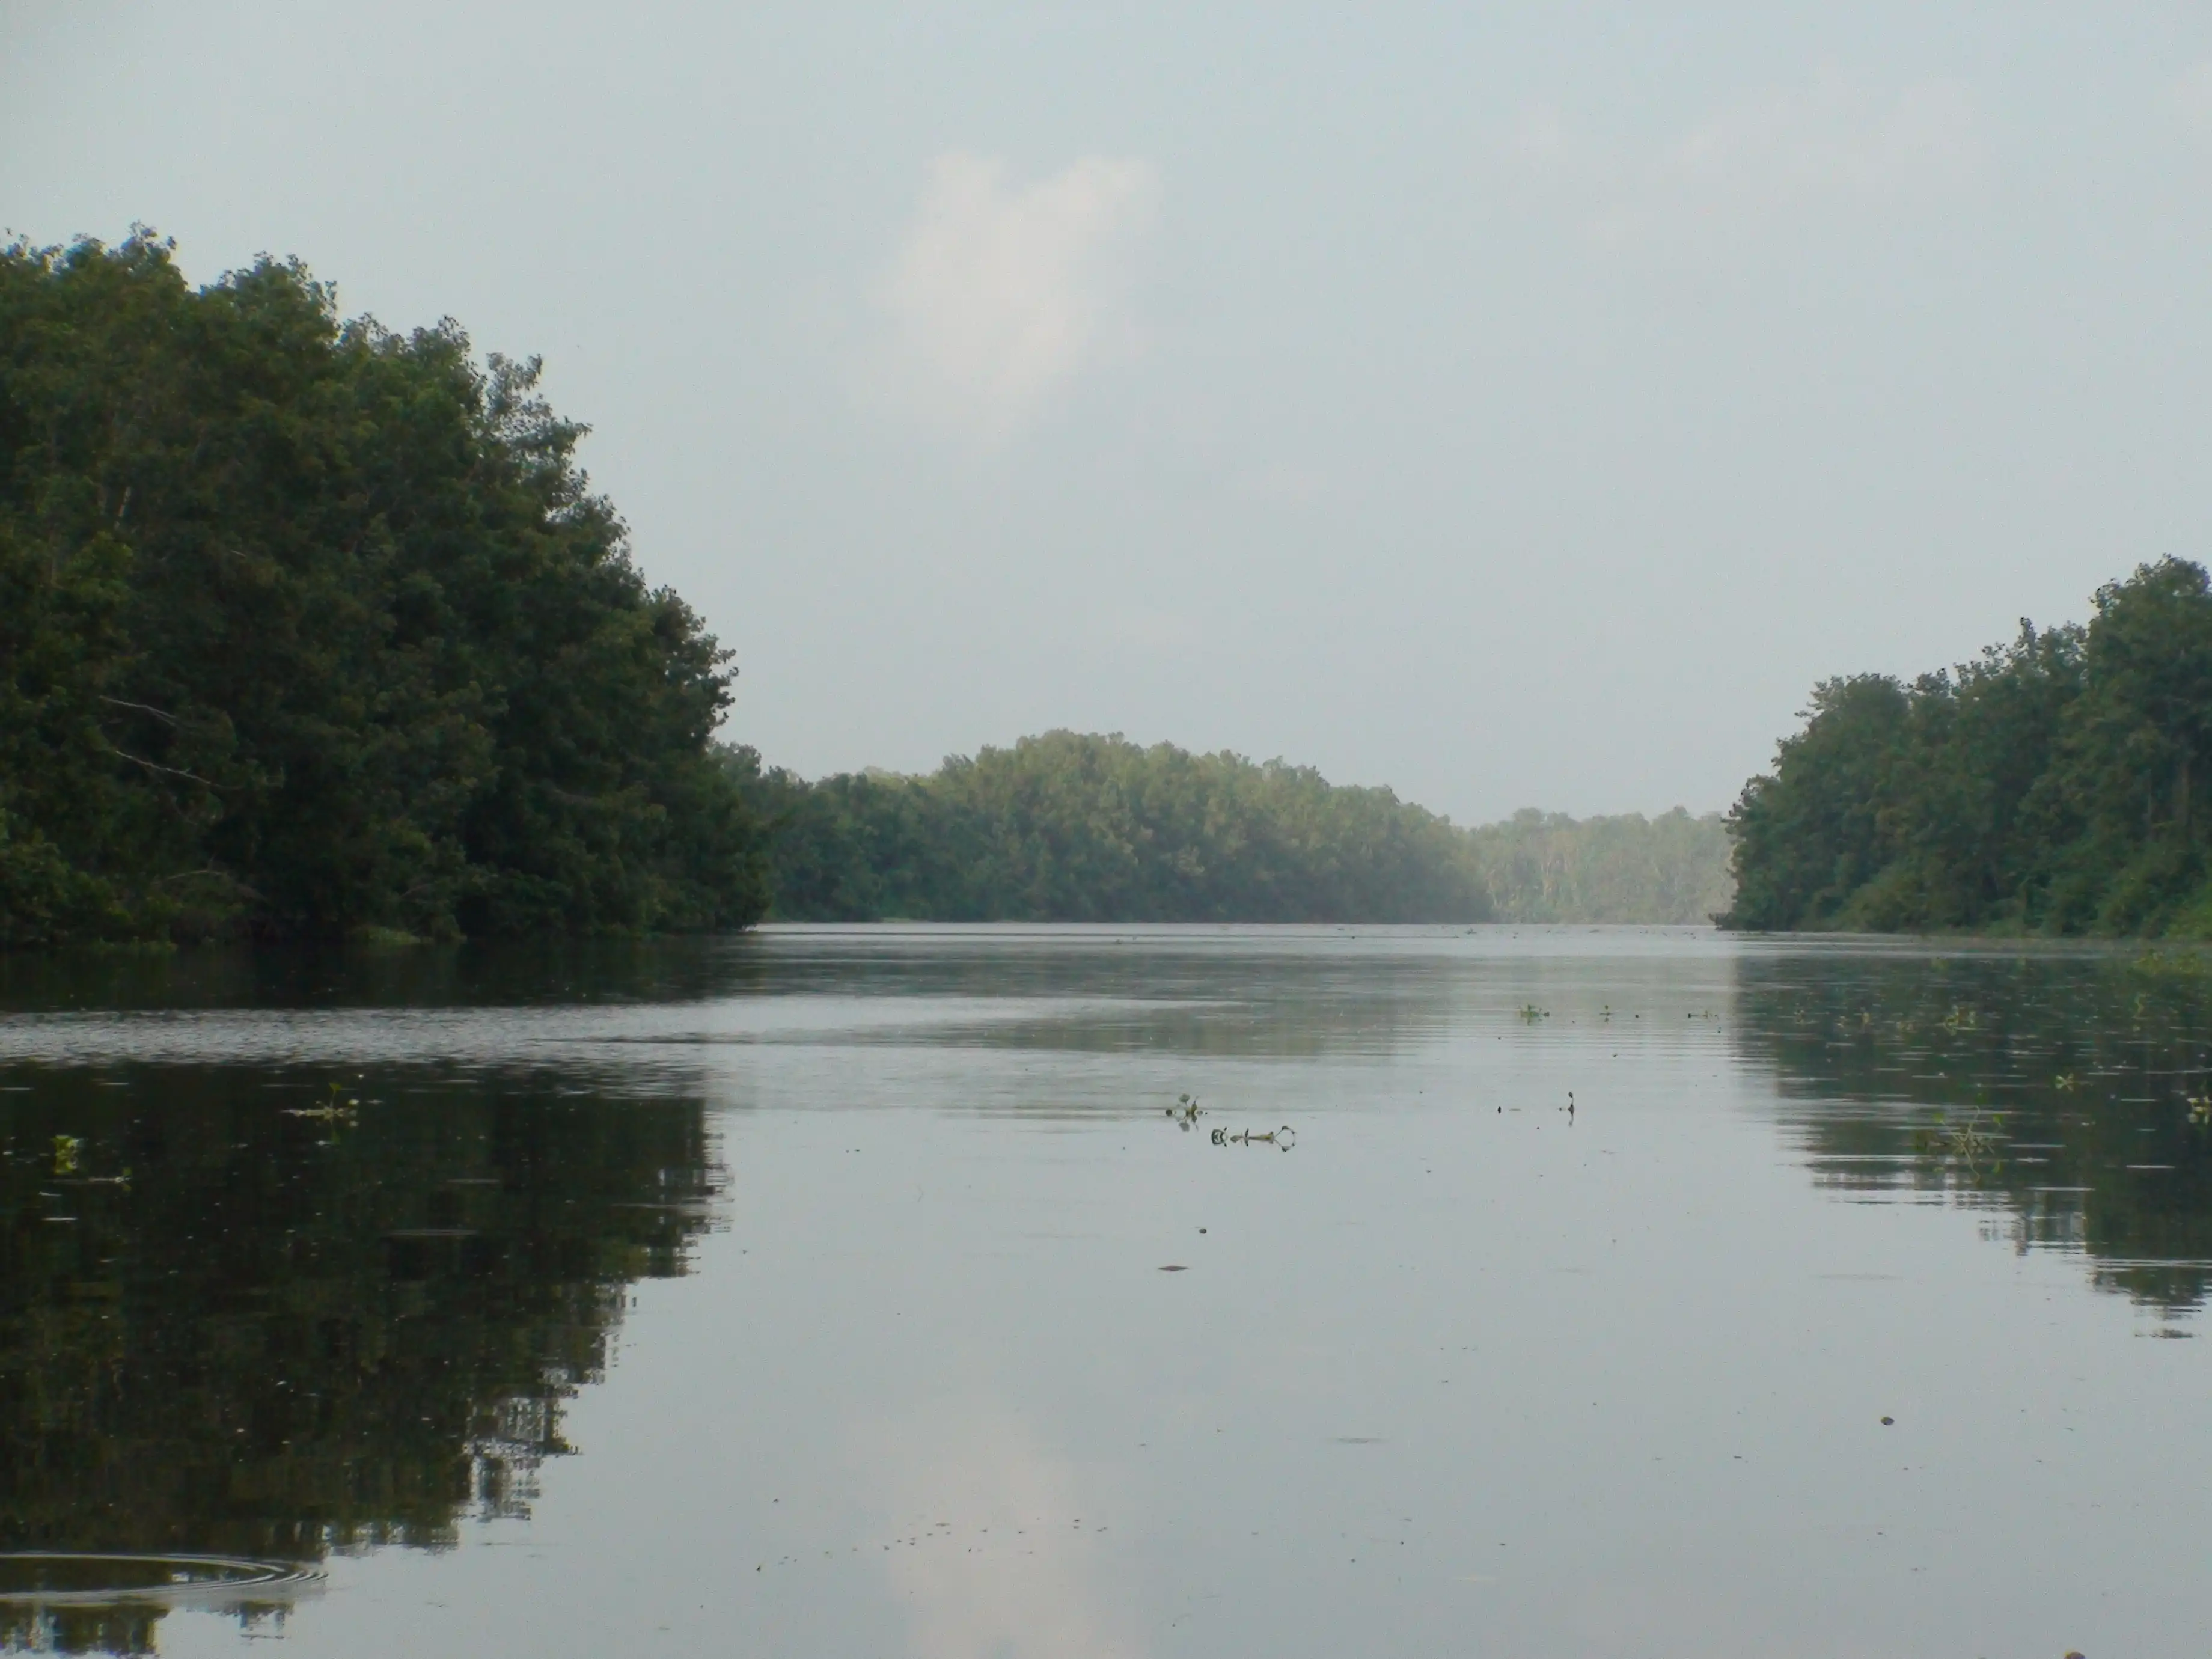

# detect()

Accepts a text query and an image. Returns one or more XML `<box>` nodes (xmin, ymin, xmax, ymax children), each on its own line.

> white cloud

<box><xmin>1511</xmin><ymin>73</ymin><xmax>1987</xmax><ymax>249</ymax></box>
<box><xmin>857</xmin><ymin>1404</ymin><xmax>1146</xmax><ymax>1659</ymax></box>
<box><xmin>876</xmin><ymin>151</ymin><xmax>1158</xmax><ymax>440</ymax></box>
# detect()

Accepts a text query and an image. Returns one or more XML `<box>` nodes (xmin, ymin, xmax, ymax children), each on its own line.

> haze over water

<box><xmin>1</xmin><ymin>927</ymin><xmax>2207</xmax><ymax>1657</ymax></box>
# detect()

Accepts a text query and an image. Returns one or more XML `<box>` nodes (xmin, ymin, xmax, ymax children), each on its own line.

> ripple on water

<box><xmin>0</xmin><ymin>1554</ymin><xmax>324</xmax><ymax>1607</ymax></box>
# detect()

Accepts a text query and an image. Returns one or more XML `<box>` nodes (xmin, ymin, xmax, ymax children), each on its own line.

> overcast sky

<box><xmin>7</xmin><ymin>2</ymin><xmax>2211</xmax><ymax>823</ymax></box>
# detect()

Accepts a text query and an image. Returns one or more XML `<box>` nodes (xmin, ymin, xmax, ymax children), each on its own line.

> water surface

<box><xmin>1</xmin><ymin>926</ymin><xmax>2206</xmax><ymax>1657</ymax></box>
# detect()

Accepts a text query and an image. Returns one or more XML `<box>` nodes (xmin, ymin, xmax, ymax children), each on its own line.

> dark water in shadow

<box><xmin>0</xmin><ymin>926</ymin><xmax>2205</xmax><ymax>1656</ymax></box>
<box><xmin>1735</xmin><ymin>943</ymin><xmax>2212</xmax><ymax>1315</ymax></box>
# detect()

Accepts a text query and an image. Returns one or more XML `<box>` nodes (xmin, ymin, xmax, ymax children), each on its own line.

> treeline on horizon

<box><xmin>0</xmin><ymin>231</ymin><xmax>1730</xmax><ymax>948</ymax></box>
<box><xmin>727</xmin><ymin>733</ymin><xmax>1487</xmax><ymax>923</ymax></box>
<box><xmin>731</xmin><ymin>732</ymin><xmax>1732</xmax><ymax>926</ymax></box>
<box><xmin>1470</xmin><ymin>807</ymin><xmax>1732</xmax><ymax>926</ymax></box>
<box><xmin>1726</xmin><ymin>557</ymin><xmax>2212</xmax><ymax>936</ymax></box>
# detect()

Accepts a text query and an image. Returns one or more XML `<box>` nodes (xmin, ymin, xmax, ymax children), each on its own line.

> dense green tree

<box><xmin>1723</xmin><ymin>676</ymin><xmax>1915</xmax><ymax>930</ymax></box>
<box><xmin>2030</xmin><ymin>561</ymin><xmax>2212</xmax><ymax>932</ymax></box>
<box><xmin>0</xmin><ymin>232</ymin><xmax>766</xmax><ymax>946</ymax></box>
<box><xmin>1724</xmin><ymin>558</ymin><xmax>2212</xmax><ymax>935</ymax></box>
<box><xmin>730</xmin><ymin>732</ymin><xmax>1494</xmax><ymax>923</ymax></box>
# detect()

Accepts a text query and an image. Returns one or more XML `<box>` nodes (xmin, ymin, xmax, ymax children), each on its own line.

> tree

<box><xmin>1724</xmin><ymin>559</ymin><xmax>2212</xmax><ymax>936</ymax></box>
<box><xmin>733</xmin><ymin>732</ymin><xmax>1494</xmax><ymax>924</ymax></box>
<box><xmin>0</xmin><ymin>232</ymin><xmax>766</xmax><ymax>944</ymax></box>
<box><xmin>1723</xmin><ymin>676</ymin><xmax>1912</xmax><ymax>930</ymax></box>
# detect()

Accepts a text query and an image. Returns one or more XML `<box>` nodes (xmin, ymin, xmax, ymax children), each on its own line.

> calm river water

<box><xmin>1</xmin><ymin>925</ymin><xmax>2207</xmax><ymax>1657</ymax></box>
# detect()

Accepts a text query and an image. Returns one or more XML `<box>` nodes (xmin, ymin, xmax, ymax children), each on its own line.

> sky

<box><xmin>7</xmin><ymin>2</ymin><xmax>2212</xmax><ymax>823</ymax></box>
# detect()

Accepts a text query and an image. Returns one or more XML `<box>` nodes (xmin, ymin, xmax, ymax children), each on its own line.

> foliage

<box><xmin>0</xmin><ymin>231</ymin><xmax>766</xmax><ymax>946</ymax></box>
<box><xmin>1734</xmin><ymin>949</ymin><xmax>2212</xmax><ymax>1313</ymax></box>
<box><xmin>727</xmin><ymin>731</ymin><xmax>1494</xmax><ymax>923</ymax></box>
<box><xmin>1724</xmin><ymin>558</ymin><xmax>2212</xmax><ymax>935</ymax></box>
<box><xmin>0</xmin><ymin>1049</ymin><xmax>715</xmax><ymax>1653</ymax></box>
<box><xmin>1467</xmin><ymin>807</ymin><xmax>1733</xmax><ymax>924</ymax></box>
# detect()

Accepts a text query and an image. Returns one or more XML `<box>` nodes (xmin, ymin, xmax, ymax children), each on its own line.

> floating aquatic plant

<box><xmin>1210</xmin><ymin>1125</ymin><xmax>1295</xmax><ymax>1149</ymax></box>
<box><xmin>283</xmin><ymin>1082</ymin><xmax>360</xmax><ymax>1128</ymax></box>
<box><xmin>1916</xmin><ymin>1108</ymin><xmax>2005</xmax><ymax>1178</ymax></box>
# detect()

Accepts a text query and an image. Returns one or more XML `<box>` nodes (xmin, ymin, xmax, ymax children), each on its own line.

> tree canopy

<box><xmin>1725</xmin><ymin>557</ymin><xmax>2212</xmax><ymax>935</ymax></box>
<box><xmin>0</xmin><ymin>232</ymin><xmax>766</xmax><ymax>946</ymax></box>
<box><xmin>729</xmin><ymin>731</ymin><xmax>1496</xmax><ymax>923</ymax></box>
<box><xmin>1468</xmin><ymin>807</ymin><xmax>1732</xmax><ymax>924</ymax></box>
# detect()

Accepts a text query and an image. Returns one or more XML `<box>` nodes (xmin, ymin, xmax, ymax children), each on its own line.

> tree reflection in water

<box><xmin>1735</xmin><ymin>947</ymin><xmax>2212</xmax><ymax>1315</ymax></box>
<box><xmin>0</xmin><ymin>1062</ymin><xmax>716</xmax><ymax>1653</ymax></box>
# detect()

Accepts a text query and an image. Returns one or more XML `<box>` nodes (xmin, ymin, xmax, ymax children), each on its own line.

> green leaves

<box><xmin>1726</xmin><ymin>560</ymin><xmax>2212</xmax><ymax>936</ymax></box>
<box><xmin>736</xmin><ymin>732</ymin><xmax>1492</xmax><ymax>923</ymax></box>
<box><xmin>0</xmin><ymin>232</ymin><xmax>767</xmax><ymax>943</ymax></box>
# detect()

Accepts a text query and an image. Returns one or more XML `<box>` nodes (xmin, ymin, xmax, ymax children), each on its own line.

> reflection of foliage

<box><xmin>1735</xmin><ymin>949</ymin><xmax>2212</xmax><ymax>1312</ymax></box>
<box><xmin>2127</xmin><ymin>947</ymin><xmax>2211</xmax><ymax>984</ymax></box>
<box><xmin>1914</xmin><ymin>1108</ymin><xmax>2005</xmax><ymax>1179</ymax></box>
<box><xmin>0</xmin><ymin>936</ymin><xmax>775</xmax><ymax>1022</ymax></box>
<box><xmin>0</xmin><ymin>1601</ymin><xmax>160</xmax><ymax>1657</ymax></box>
<box><xmin>0</xmin><ymin>1063</ymin><xmax>715</xmax><ymax>1592</ymax></box>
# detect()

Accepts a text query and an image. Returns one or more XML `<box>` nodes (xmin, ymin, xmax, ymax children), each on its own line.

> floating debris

<box><xmin>1916</xmin><ymin>1108</ymin><xmax>2005</xmax><ymax>1178</ymax></box>
<box><xmin>282</xmin><ymin>1083</ymin><xmax>359</xmax><ymax>1126</ymax></box>
<box><xmin>1211</xmin><ymin>1125</ymin><xmax>1296</xmax><ymax>1149</ymax></box>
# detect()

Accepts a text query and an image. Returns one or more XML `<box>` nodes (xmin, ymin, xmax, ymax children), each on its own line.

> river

<box><xmin>0</xmin><ymin>925</ymin><xmax>2203</xmax><ymax>1657</ymax></box>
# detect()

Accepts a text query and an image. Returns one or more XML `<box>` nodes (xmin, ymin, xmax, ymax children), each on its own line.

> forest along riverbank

<box><xmin>1726</xmin><ymin>557</ymin><xmax>2212</xmax><ymax>939</ymax></box>
<box><xmin>2</xmin><ymin>236</ymin><xmax>1727</xmax><ymax>952</ymax></box>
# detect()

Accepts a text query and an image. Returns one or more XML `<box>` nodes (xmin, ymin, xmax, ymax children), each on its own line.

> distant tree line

<box><xmin>726</xmin><ymin>731</ymin><xmax>1494</xmax><ymax>923</ymax></box>
<box><xmin>0</xmin><ymin>233</ymin><xmax>767</xmax><ymax>946</ymax></box>
<box><xmin>729</xmin><ymin>732</ymin><xmax>1736</xmax><ymax>926</ymax></box>
<box><xmin>1468</xmin><ymin>808</ymin><xmax>1732</xmax><ymax>924</ymax></box>
<box><xmin>1725</xmin><ymin>558</ymin><xmax>2212</xmax><ymax>935</ymax></box>
<box><xmin>0</xmin><ymin>231</ymin><xmax>1740</xmax><ymax>947</ymax></box>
